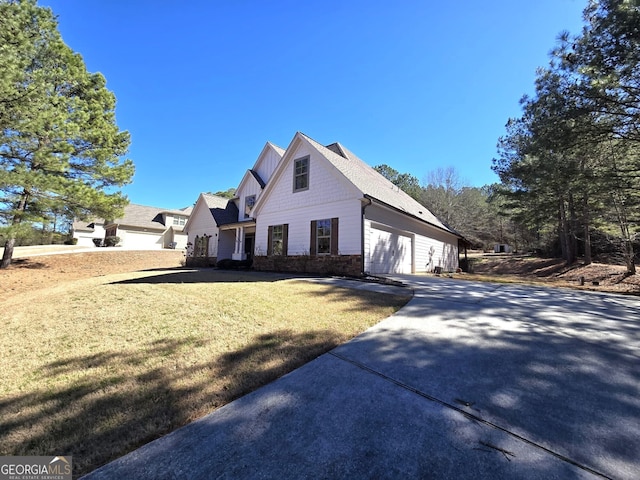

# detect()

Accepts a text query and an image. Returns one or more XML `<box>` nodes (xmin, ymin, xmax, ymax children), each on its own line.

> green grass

<box><xmin>0</xmin><ymin>269</ymin><xmax>410</xmax><ymax>477</ymax></box>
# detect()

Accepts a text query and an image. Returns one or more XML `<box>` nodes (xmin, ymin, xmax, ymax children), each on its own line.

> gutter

<box><xmin>362</xmin><ymin>194</ymin><xmax>462</xmax><ymax>239</ymax></box>
<box><xmin>361</xmin><ymin>197</ymin><xmax>373</xmax><ymax>276</ymax></box>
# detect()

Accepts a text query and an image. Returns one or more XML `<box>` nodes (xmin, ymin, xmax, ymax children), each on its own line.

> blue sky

<box><xmin>42</xmin><ymin>0</ymin><xmax>586</xmax><ymax>210</ymax></box>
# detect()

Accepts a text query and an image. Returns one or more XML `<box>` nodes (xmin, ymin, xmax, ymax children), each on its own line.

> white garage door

<box><xmin>369</xmin><ymin>227</ymin><xmax>412</xmax><ymax>274</ymax></box>
<box><xmin>122</xmin><ymin>231</ymin><xmax>163</xmax><ymax>249</ymax></box>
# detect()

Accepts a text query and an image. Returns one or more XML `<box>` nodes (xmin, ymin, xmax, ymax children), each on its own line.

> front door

<box><xmin>244</xmin><ymin>234</ymin><xmax>254</xmax><ymax>260</ymax></box>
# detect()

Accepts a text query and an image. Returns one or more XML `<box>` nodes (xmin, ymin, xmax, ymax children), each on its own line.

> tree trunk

<box><xmin>568</xmin><ymin>193</ymin><xmax>578</xmax><ymax>264</ymax></box>
<box><xmin>559</xmin><ymin>198</ymin><xmax>574</xmax><ymax>263</ymax></box>
<box><xmin>1</xmin><ymin>190</ymin><xmax>29</xmax><ymax>268</ymax></box>
<box><xmin>1</xmin><ymin>237</ymin><xmax>16</xmax><ymax>269</ymax></box>
<box><xmin>583</xmin><ymin>195</ymin><xmax>592</xmax><ymax>265</ymax></box>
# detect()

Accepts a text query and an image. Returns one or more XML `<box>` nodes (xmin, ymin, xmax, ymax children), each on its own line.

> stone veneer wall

<box><xmin>185</xmin><ymin>256</ymin><xmax>217</xmax><ymax>267</ymax></box>
<box><xmin>253</xmin><ymin>255</ymin><xmax>362</xmax><ymax>277</ymax></box>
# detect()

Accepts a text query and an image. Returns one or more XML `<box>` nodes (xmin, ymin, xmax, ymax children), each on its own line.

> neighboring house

<box><xmin>71</xmin><ymin>220</ymin><xmax>107</xmax><ymax>247</ymax></box>
<box><xmin>185</xmin><ymin>132</ymin><xmax>461</xmax><ymax>276</ymax></box>
<box><xmin>72</xmin><ymin>203</ymin><xmax>192</xmax><ymax>250</ymax></box>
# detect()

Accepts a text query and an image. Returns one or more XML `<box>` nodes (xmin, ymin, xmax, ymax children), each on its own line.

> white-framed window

<box><xmin>244</xmin><ymin>195</ymin><xmax>256</xmax><ymax>219</ymax></box>
<box><xmin>173</xmin><ymin>216</ymin><xmax>186</xmax><ymax>226</ymax></box>
<box><xmin>293</xmin><ymin>156</ymin><xmax>309</xmax><ymax>192</ymax></box>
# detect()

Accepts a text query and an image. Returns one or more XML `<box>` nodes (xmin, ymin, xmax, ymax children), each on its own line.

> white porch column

<box><xmin>232</xmin><ymin>226</ymin><xmax>246</xmax><ymax>260</ymax></box>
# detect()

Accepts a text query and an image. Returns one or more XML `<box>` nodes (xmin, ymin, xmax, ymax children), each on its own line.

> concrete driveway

<box><xmin>83</xmin><ymin>276</ymin><xmax>640</xmax><ymax>480</ymax></box>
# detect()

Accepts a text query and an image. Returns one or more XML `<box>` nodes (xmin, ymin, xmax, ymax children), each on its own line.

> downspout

<box><xmin>361</xmin><ymin>196</ymin><xmax>373</xmax><ymax>276</ymax></box>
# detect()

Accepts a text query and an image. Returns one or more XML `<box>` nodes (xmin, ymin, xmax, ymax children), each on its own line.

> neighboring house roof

<box><xmin>106</xmin><ymin>203</ymin><xmax>190</xmax><ymax>231</ymax></box>
<box><xmin>71</xmin><ymin>220</ymin><xmax>99</xmax><ymax>232</ymax></box>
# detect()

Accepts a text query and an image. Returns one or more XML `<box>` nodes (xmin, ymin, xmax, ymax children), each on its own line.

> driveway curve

<box><xmin>83</xmin><ymin>275</ymin><xmax>640</xmax><ymax>480</ymax></box>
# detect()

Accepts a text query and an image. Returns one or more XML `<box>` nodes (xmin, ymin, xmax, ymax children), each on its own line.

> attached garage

<box><xmin>120</xmin><ymin>230</ymin><xmax>164</xmax><ymax>249</ymax></box>
<box><xmin>367</xmin><ymin>223</ymin><xmax>413</xmax><ymax>274</ymax></box>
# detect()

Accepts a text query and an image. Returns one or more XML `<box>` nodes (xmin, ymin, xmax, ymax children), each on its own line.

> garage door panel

<box><xmin>369</xmin><ymin>227</ymin><xmax>412</xmax><ymax>274</ymax></box>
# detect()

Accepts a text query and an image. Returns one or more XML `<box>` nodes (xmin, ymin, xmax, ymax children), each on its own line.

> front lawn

<box><xmin>0</xmin><ymin>269</ymin><xmax>410</xmax><ymax>477</ymax></box>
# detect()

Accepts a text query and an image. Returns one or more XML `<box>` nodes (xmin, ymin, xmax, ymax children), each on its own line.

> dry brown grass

<box><xmin>462</xmin><ymin>254</ymin><xmax>640</xmax><ymax>294</ymax></box>
<box><xmin>0</xmin><ymin>254</ymin><xmax>410</xmax><ymax>477</ymax></box>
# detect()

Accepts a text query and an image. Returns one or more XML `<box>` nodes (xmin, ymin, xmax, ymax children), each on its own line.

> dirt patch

<box><xmin>470</xmin><ymin>255</ymin><xmax>640</xmax><ymax>295</ymax></box>
<box><xmin>1</xmin><ymin>250</ymin><xmax>185</xmax><ymax>298</ymax></box>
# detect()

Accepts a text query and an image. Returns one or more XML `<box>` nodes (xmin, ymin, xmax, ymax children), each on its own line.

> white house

<box><xmin>71</xmin><ymin>220</ymin><xmax>107</xmax><ymax>247</ymax></box>
<box><xmin>73</xmin><ymin>203</ymin><xmax>192</xmax><ymax>250</ymax></box>
<box><xmin>184</xmin><ymin>132</ymin><xmax>461</xmax><ymax>276</ymax></box>
<box><xmin>185</xmin><ymin>142</ymin><xmax>284</xmax><ymax>266</ymax></box>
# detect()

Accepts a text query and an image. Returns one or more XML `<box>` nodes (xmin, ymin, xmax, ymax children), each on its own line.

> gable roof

<box><xmin>106</xmin><ymin>203</ymin><xmax>190</xmax><ymax>230</ymax></box>
<box><xmin>201</xmin><ymin>193</ymin><xmax>230</xmax><ymax>210</ymax></box>
<box><xmin>253</xmin><ymin>132</ymin><xmax>456</xmax><ymax>235</ymax></box>
<box><xmin>249</xmin><ymin>169</ymin><xmax>266</xmax><ymax>189</ymax></box>
<box><xmin>71</xmin><ymin>219</ymin><xmax>98</xmax><ymax>232</ymax></box>
<box><xmin>199</xmin><ymin>194</ymin><xmax>240</xmax><ymax>226</ymax></box>
<box><xmin>211</xmin><ymin>201</ymin><xmax>239</xmax><ymax>226</ymax></box>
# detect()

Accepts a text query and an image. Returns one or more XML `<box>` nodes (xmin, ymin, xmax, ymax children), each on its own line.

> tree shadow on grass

<box><xmin>0</xmin><ymin>330</ymin><xmax>343</xmax><ymax>478</ymax></box>
<box><xmin>110</xmin><ymin>269</ymin><xmax>300</xmax><ymax>285</ymax></box>
<box><xmin>6</xmin><ymin>258</ymin><xmax>47</xmax><ymax>269</ymax></box>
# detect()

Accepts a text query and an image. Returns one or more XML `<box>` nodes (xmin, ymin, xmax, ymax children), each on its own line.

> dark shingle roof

<box><xmin>211</xmin><ymin>201</ymin><xmax>239</xmax><ymax>226</ymax></box>
<box><xmin>250</xmin><ymin>169</ymin><xmax>266</xmax><ymax>189</ymax></box>
<box><xmin>107</xmin><ymin>203</ymin><xmax>190</xmax><ymax>230</ymax></box>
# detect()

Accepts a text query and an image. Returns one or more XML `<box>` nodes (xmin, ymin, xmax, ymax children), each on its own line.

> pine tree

<box><xmin>0</xmin><ymin>0</ymin><xmax>134</xmax><ymax>267</ymax></box>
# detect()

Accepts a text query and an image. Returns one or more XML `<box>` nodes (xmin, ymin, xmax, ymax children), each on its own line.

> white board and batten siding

<box><xmin>254</xmin><ymin>145</ymin><xmax>282</xmax><ymax>186</ymax></box>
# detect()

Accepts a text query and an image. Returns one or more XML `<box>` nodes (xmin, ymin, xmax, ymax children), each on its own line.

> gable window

<box><xmin>293</xmin><ymin>156</ymin><xmax>309</xmax><ymax>192</ymax></box>
<box><xmin>310</xmin><ymin>218</ymin><xmax>339</xmax><ymax>256</ymax></box>
<box><xmin>267</xmin><ymin>224</ymin><xmax>288</xmax><ymax>256</ymax></box>
<box><xmin>244</xmin><ymin>195</ymin><xmax>256</xmax><ymax>219</ymax></box>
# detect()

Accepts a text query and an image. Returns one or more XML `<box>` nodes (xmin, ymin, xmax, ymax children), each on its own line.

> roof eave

<box><xmin>363</xmin><ymin>194</ymin><xmax>462</xmax><ymax>239</ymax></box>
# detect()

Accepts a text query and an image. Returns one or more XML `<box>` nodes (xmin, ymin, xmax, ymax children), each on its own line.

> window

<box><xmin>310</xmin><ymin>218</ymin><xmax>338</xmax><ymax>256</ymax></box>
<box><xmin>194</xmin><ymin>235</ymin><xmax>209</xmax><ymax>257</ymax></box>
<box><xmin>272</xmin><ymin>225</ymin><xmax>283</xmax><ymax>255</ymax></box>
<box><xmin>173</xmin><ymin>215</ymin><xmax>186</xmax><ymax>226</ymax></box>
<box><xmin>244</xmin><ymin>195</ymin><xmax>256</xmax><ymax>219</ymax></box>
<box><xmin>268</xmin><ymin>224</ymin><xmax>288</xmax><ymax>256</ymax></box>
<box><xmin>293</xmin><ymin>156</ymin><xmax>309</xmax><ymax>192</ymax></box>
<box><xmin>316</xmin><ymin>219</ymin><xmax>331</xmax><ymax>254</ymax></box>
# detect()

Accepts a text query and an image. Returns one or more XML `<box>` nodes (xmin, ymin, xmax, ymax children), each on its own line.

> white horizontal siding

<box><xmin>365</xmin><ymin>204</ymin><xmax>458</xmax><ymax>273</ymax></box>
<box><xmin>255</xmin><ymin>141</ymin><xmax>363</xmax><ymax>257</ymax></box>
<box><xmin>186</xmin><ymin>201</ymin><xmax>219</xmax><ymax>256</ymax></box>
<box><xmin>255</xmin><ymin>199</ymin><xmax>361</xmax><ymax>256</ymax></box>
<box><xmin>259</xmin><ymin>143</ymin><xmax>360</xmax><ymax>216</ymax></box>
<box><xmin>74</xmin><ymin>223</ymin><xmax>106</xmax><ymax>247</ymax></box>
